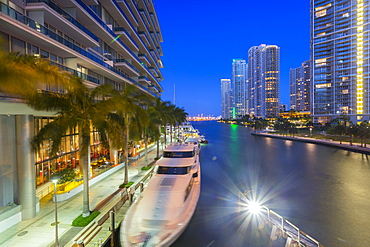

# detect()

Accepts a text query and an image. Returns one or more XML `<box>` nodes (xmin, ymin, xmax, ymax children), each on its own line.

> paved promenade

<box><xmin>0</xmin><ymin>146</ymin><xmax>161</xmax><ymax>247</ymax></box>
<box><xmin>251</xmin><ymin>132</ymin><xmax>370</xmax><ymax>154</ymax></box>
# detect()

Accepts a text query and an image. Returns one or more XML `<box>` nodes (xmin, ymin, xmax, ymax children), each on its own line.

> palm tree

<box><xmin>31</xmin><ymin>77</ymin><xmax>118</xmax><ymax>217</ymax></box>
<box><xmin>328</xmin><ymin>115</ymin><xmax>351</xmax><ymax>144</ymax></box>
<box><xmin>171</xmin><ymin>106</ymin><xmax>188</xmax><ymax>141</ymax></box>
<box><xmin>0</xmin><ymin>51</ymin><xmax>70</xmax><ymax>97</ymax></box>
<box><xmin>112</xmin><ymin>84</ymin><xmax>148</xmax><ymax>184</ymax></box>
<box><xmin>150</xmin><ymin>99</ymin><xmax>171</xmax><ymax>155</ymax></box>
<box><xmin>356</xmin><ymin>121</ymin><xmax>370</xmax><ymax>147</ymax></box>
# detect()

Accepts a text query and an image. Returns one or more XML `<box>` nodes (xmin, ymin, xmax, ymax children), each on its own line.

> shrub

<box><xmin>72</xmin><ymin>211</ymin><xmax>100</xmax><ymax>227</ymax></box>
<box><xmin>119</xmin><ymin>181</ymin><xmax>134</xmax><ymax>188</ymax></box>
<box><xmin>141</xmin><ymin>166</ymin><xmax>151</xmax><ymax>171</ymax></box>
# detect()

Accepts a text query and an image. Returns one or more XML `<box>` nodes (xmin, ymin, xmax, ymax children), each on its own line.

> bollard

<box><xmin>129</xmin><ymin>187</ymin><xmax>134</xmax><ymax>205</ymax></box>
<box><xmin>140</xmin><ymin>181</ymin><xmax>144</xmax><ymax>192</ymax></box>
<box><xmin>77</xmin><ymin>240</ymin><xmax>84</xmax><ymax>247</ymax></box>
<box><xmin>110</xmin><ymin>211</ymin><xmax>115</xmax><ymax>247</ymax></box>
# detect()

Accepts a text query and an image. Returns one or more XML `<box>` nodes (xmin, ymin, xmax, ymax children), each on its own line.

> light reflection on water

<box><xmin>172</xmin><ymin>121</ymin><xmax>370</xmax><ymax>247</ymax></box>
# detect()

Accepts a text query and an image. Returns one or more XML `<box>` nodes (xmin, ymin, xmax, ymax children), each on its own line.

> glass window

<box><xmin>157</xmin><ymin>166</ymin><xmax>190</xmax><ymax>175</ymax></box>
<box><xmin>50</xmin><ymin>53</ymin><xmax>57</xmax><ymax>62</ymax></box>
<box><xmin>163</xmin><ymin>151</ymin><xmax>194</xmax><ymax>158</ymax></box>
<box><xmin>0</xmin><ymin>32</ymin><xmax>9</xmax><ymax>52</ymax></box>
<box><xmin>58</xmin><ymin>56</ymin><xmax>64</xmax><ymax>64</ymax></box>
<box><xmin>11</xmin><ymin>37</ymin><xmax>26</xmax><ymax>54</ymax></box>
<box><xmin>27</xmin><ymin>44</ymin><xmax>39</xmax><ymax>56</ymax></box>
<box><xmin>40</xmin><ymin>49</ymin><xmax>49</xmax><ymax>59</ymax></box>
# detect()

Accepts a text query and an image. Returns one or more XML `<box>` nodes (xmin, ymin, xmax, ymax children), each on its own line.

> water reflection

<box><xmin>172</xmin><ymin>121</ymin><xmax>370</xmax><ymax>247</ymax></box>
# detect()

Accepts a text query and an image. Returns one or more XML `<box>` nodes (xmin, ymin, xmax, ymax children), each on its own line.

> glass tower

<box><xmin>248</xmin><ymin>44</ymin><xmax>280</xmax><ymax>118</ymax></box>
<box><xmin>290</xmin><ymin>60</ymin><xmax>311</xmax><ymax>111</ymax></box>
<box><xmin>231</xmin><ymin>59</ymin><xmax>248</xmax><ymax>117</ymax></box>
<box><xmin>221</xmin><ymin>79</ymin><xmax>232</xmax><ymax>119</ymax></box>
<box><xmin>311</xmin><ymin>0</ymin><xmax>370</xmax><ymax>123</ymax></box>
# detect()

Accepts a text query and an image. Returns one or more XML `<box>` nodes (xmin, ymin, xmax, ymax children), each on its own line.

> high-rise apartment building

<box><xmin>247</xmin><ymin>44</ymin><xmax>280</xmax><ymax>118</ymax></box>
<box><xmin>231</xmin><ymin>59</ymin><xmax>248</xmax><ymax>117</ymax></box>
<box><xmin>311</xmin><ymin>0</ymin><xmax>370</xmax><ymax>123</ymax></box>
<box><xmin>290</xmin><ymin>60</ymin><xmax>311</xmax><ymax>111</ymax></box>
<box><xmin>220</xmin><ymin>79</ymin><xmax>232</xmax><ymax>119</ymax></box>
<box><xmin>0</xmin><ymin>0</ymin><xmax>164</xmax><ymax>229</ymax></box>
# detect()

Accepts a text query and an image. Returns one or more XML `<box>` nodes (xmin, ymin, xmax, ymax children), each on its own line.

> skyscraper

<box><xmin>247</xmin><ymin>44</ymin><xmax>280</xmax><ymax>118</ymax></box>
<box><xmin>231</xmin><ymin>59</ymin><xmax>248</xmax><ymax>118</ymax></box>
<box><xmin>220</xmin><ymin>79</ymin><xmax>232</xmax><ymax>119</ymax></box>
<box><xmin>290</xmin><ymin>60</ymin><xmax>311</xmax><ymax>111</ymax></box>
<box><xmin>311</xmin><ymin>0</ymin><xmax>369</xmax><ymax>123</ymax></box>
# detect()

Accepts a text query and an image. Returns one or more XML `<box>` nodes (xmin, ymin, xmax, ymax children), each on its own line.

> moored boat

<box><xmin>120</xmin><ymin>143</ymin><xmax>201</xmax><ymax>247</ymax></box>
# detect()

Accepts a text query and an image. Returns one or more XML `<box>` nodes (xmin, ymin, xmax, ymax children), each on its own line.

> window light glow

<box><xmin>357</xmin><ymin>1</ymin><xmax>364</xmax><ymax>115</ymax></box>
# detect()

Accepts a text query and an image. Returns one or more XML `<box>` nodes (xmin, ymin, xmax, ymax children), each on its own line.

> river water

<box><xmin>172</xmin><ymin>121</ymin><xmax>370</xmax><ymax>247</ymax></box>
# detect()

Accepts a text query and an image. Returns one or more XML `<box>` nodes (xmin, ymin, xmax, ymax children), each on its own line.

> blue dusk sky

<box><xmin>154</xmin><ymin>0</ymin><xmax>310</xmax><ymax>117</ymax></box>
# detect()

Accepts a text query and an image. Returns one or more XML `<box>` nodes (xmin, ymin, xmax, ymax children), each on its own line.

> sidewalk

<box><xmin>251</xmin><ymin>132</ymin><xmax>370</xmax><ymax>154</ymax></box>
<box><xmin>0</xmin><ymin>146</ymin><xmax>161</xmax><ymax>247</ymax></box>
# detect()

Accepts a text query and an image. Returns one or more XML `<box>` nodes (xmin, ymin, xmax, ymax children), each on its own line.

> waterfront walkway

<box><xmin>251</xmin><ymin>132</ymin><xmax>370</xmax><ymax>155</ymax></box>
<box><xmin>0</xmin><ymin>146</ymin><xmax>161</xmax><ymax>247</ymax></box>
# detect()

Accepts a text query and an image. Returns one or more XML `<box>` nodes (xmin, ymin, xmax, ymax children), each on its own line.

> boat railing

<box><xmin>262</xmin><ymin>206</ymin><xmax>323</xmax><ymax>247</ymax></box>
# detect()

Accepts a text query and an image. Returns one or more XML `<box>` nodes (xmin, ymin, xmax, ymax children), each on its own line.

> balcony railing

<box><xmin>122</xmin><ymin>0</ymin><xmax>139</xmax><ymax>24</ymax></box>
<box><xmin>1</xmin><ymin>2</ymin><xmax>159</xmax><ymax>97</ymax></box>
<box><xmin>50</xmin><ymin>62</ymin><xmax>100</xmax><ymax>84</ymax></box>
<box><xmin>115</xmin><ymin>58</ymin><xmax>139</xmax><ymax>73</ymax></box>
<box><xmin>113</xmin><ymin>26</ymin><xmax>138</xmax><ymax>48</ymax></box>
<box><xmin>25</xmin><ymin>0</ymin><xmax>99</xmax><ymax>42</ymax></box>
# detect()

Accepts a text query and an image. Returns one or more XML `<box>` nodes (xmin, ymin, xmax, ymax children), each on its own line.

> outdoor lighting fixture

<box><xmin>247</xmin><ymin>201</ymin><xmax>261</xmax><ymax>215</ymax></box>
<box><xmin>51</xmin><ymin>176</ymin><xmax>59</xmax><ymax>247</ymax></box>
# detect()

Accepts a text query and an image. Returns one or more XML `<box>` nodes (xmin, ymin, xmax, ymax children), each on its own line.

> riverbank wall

<box><xmin>251</xmin><ymin>132</ymin><xmax>370</xmax><ymax>155</ymax></box>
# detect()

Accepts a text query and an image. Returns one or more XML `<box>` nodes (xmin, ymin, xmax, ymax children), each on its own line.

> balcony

<box><xmin>138</xmin><ymin>31</ymin><xmax>151</xmax><ymax>47</ymax></box>
<box><xmin>138</xmin><ymin>53</ymin><xmax>151</xmax><ymax>66</ymax></box>
<box><xmin>51</xmin><ymin>62</ymin><xmax>101</xmax><ymax>85</ymax></box>
<box><xmin>138</xmin><ymin>76</ymin><xmax>151</xmax><ymax>84</ymax></box>
<box><xmin>116</xmin><ymin>0</ymin><xmax>138</xmax><ymax>27</ymax></box>
<box><xmin>99</xmin><ymin>0</ymin><xmax>137</xmax><ymax>34</ymax></box>
<box><xmin>25</xmin><ymin>0</ymin><xmax>99</xmax><ymax>47</ymax></box>
<box><xmin>113</xmin><ymin>26</ymin><xmax>139</xmax><ymax>51</ymax></box>
<box><xmin>115</xmin><ymin>58</ymin><xmax>140</xmax><ymax>76</ymax></box>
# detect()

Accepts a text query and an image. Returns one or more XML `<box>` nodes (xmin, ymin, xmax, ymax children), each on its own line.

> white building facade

<box><xmin>0</xmin><ymin>0</ymin><xmax>164</xmax><ymax>230</ymax></box>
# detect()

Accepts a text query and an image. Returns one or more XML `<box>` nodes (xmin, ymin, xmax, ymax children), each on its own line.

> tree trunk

<box><xmin>124</xmin><ymin>123</ymin><xmax>129</xmax><ymax>184</ymax></box>
<box><xmin>79</xmin><ymin>129</ymin><xmax>91</xmax><ymax>217</ymax></box>
<box><xmin>144</xmin><ymin>129</ymin><xmax>148</xmax><ymax>166</ymax></box>
<box><xmin>156</xmin><ymin>139</ymin><xmax>160</xmax><ymax>158</ymax></box>
<box><xmin>108</xmin><ymin>140</ymin><xmax>117</xmax><ymax>165</ymax></box>
<box><xmin>170</xmin><ymin>125</ymin><xmax>173</xmax><ymax>144</ymax></box>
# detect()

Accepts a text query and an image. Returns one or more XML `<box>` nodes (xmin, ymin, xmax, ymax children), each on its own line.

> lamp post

<box><xmin>309</xmin><ymin>127</ymin><xmax>312</xmax><ymax>138</ymax></box>
<box><xmin>51</xmin><ymin>177</ymin><xmax>59</xmax><ymax>247</ymax></box>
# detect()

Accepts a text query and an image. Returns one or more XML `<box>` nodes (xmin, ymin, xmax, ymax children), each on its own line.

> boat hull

<box><xmin>120</xmin><ymin>161</ymin><xmax>201</xmax><ymax>247</ymax></box>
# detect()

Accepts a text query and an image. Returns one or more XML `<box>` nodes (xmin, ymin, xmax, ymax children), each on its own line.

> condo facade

<box><xmin>311</xmin><ymin>0</ymin><xmax>370</xmax><ymax>123</ymax></box>
<box><xmin>290</xmin><ymin>60</ymin><xmax>311</xmax><ymax>111</ymax></box>
<box><xmin>247</xmin><ymin>44</ymin><xmax>280</xmax><ymax>118</ymax></box>
<box><xmin>231</xmin><ymin>59</ymin><xmax>248</xmax><ymax>118</ymax></box>
<box><xmin>0</xmin><ymin>0</ymin><xmax>164</xmax><ymax>230</ymax></box>
<box><xmin>220</xmin><ymin>79</ymin><xmax>232</xmax><ymax>119</ymax></box>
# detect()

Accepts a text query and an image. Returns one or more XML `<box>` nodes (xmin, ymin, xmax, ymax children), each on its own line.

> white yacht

<box><xmin>120</xmin><ymin>143</ymin><xmax>201</xmax><ymax>247</ymax></box>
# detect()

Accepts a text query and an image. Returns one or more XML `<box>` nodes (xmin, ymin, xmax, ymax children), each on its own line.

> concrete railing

<box><xmin>64</xmin><ymin>164</ymin><xmax>156</xmax><ymax>247</ymax></box>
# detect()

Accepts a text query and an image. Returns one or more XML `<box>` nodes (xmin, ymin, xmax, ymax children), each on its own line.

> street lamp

<box><xmin>51</xmin><ymin>176</ymin><xmax>59</xmax><ymax>247</ymax></box>
<box><xmin>309</xmin><ymin>127</ymin><xmax>312</xmax><ymax>138</ymax></box>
